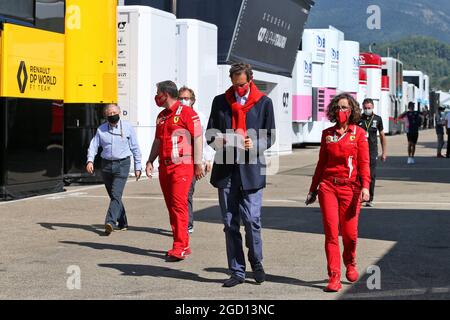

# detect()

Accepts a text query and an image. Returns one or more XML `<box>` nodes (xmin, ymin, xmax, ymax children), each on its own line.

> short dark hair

<box><xmin>408</xmin><ymin>101</ymin><xmax>415</xmax><ymax>110</ymax></box>
<box><xmin>362</xmin><ymin>98</ymin><xmax>374</xmax><ymax>107</ymax></box>
<box><xmin>229</xmin><ymin>63</ymin><xmax>253</xmax><ymax>82</ymax></box>
<box><xmin>179</xmin><ymin>86</ymin><xmax>196</xmax><ymax>104</ymax></box>
<box><xmin>326</xmin><ymin>93</ymin><xmax>361</xmax><ymax>124</ymax></box>
<box><xmin>157</xmin><ymin>80</ymin><xmax>178</xmax><ymax>98</ymax></box>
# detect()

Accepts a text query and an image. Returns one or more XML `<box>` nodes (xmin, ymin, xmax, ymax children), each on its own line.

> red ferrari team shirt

<box><xmin>310</xmin><ymin>124</ymin><xmax>371</xmax><ymax>192</ymax></box>
<box><xmin>156</xmin><ymin>101</ymin><xmax>202</xmax><ymax>162</ymax></box>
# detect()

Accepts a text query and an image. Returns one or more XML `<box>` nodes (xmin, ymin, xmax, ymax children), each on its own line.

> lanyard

<box><xmin>109</xmin><ymin>120</ymin><xmax>123</xmax><ymax>138</ymax></box>
<box><xmin>333</xmin><ymin>127</ymin><xmax>349</xmax><ymax>142</ymax></box>
<box><xmin>364</xmin><ymin>115</ymin><xmax>374</xmax><ymax>131</ymax></box>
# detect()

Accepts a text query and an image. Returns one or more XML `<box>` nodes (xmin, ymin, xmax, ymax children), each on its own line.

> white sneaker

<box><xmin>407</xmin><ymin>157</ymin><xmax>412</xmax><ymax>164</ymax></box>
<box><xmin>411</xmin><ymin>157</ymin><xmax>415</xmax><ymax>164</ymax></box>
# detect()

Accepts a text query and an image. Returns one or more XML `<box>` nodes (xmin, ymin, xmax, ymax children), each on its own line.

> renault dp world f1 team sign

<box><xmin>0</xmin><ymin>23</ymin><xmax>64</xmax><ymax>100</ymax></box>
<box><xmin>227</xmin><ymin>0</ymin><xmax>311</xmax><ymax>77</ymax></box>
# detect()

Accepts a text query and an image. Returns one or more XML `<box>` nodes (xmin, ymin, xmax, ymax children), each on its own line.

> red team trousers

<box><xmin>318</xmin><ymin>179</ymin><xmax>361</xmax><ymax>276</ymax></box>
<box><xmin>159</xmin><ymin>162</ymin><xmax>193</xmax><ymax>253</ymax></box>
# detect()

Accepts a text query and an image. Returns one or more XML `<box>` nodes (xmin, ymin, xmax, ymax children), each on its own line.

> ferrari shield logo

<box><xmin>350</xmin><ymin>135</ymin><xmax>356</xmax><ymax>141</ymax></box>
<box><xmin>173</xmin><ymin>116</ymin><xmax>180</xmax><ymax>124</ymax></box>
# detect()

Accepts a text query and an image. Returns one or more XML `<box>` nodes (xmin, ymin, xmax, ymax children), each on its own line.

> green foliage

<box><xmin>363</xmin><ymin>36</ymin><xmax>450</xmax><ymax>91</ymax></box>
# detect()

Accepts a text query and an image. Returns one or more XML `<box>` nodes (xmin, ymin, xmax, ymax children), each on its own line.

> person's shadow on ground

<box><xmin>60</xmin><ymin>240</ymin><xmax>168</xmax><ymax>261</ymax></box>
<box><xmin>38</xmin><ymin>222</ymin><xmax>172</xmax><ymax>237</ymax></box>
<box><xmin>98</xmin><ymin>263</ymin><xmax>225</xmax><ymax>284</ymax></box>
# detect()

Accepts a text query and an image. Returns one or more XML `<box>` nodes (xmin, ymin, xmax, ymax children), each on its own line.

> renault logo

<box><xmin>17</xmin><ymin>61</ymin><xmax>28</xmax><ymax>93</ymax></box>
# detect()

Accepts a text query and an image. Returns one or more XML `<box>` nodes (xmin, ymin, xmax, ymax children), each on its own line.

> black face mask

<box><xmin>107</xmin><ymin>114</ymin><xmax>120</xmax><ymax>124</ymax></box>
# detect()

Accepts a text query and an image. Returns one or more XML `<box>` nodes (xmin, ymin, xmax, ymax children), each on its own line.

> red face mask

<box><xmin>234</xmin><ymin>83</ymin><xmax>250</xmax><ymax>97</ymax></box>
<box><xmin>155</xmin><ymin>93</ymin><xmax>167</xmax><ymax>107</ymax></box>
<box><xmin>337</xmin><ymin>110</ymin><xmax>351</xmax><ymax>125</ymax></box>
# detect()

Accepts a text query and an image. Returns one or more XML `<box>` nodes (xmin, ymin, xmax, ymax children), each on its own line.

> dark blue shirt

<box><xmin>405</xmin><ymin>111</ymin><xmax>422</xmax><ymax>134</ymax></box>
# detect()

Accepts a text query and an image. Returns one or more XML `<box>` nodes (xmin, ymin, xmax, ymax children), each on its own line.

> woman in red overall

<box><xmin>306</xmin><ymin>93</ymin><xmax>371</xmax><ymax>292</ymax></box>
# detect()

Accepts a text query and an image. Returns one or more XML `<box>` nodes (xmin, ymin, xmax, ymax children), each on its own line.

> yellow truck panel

<box><xmin>0</xmin><ymin>23</ymin><xmax>64</xmax><ymax>99</ymax></box>
<box><xmin>65</xmin><ymin>0</ymin><xmax>117</xmax><ymax>103</ymax></box>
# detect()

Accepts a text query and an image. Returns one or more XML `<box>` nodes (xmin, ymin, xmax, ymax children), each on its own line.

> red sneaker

<box><xmin>346</xmin><ymin>264</ymin><xmax>359</xmax><ymax>282</ymax></box>
<box><xmin>324</xmin><ymin>272</ymin><xmax>342</xmax><ymax>292</ymax></box>
<box><xmin>167</xmin><ymin>248</ymin><xmax>190</xmax><ymax>260</ymax></box>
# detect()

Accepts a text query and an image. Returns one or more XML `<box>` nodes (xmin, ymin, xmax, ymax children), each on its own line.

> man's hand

<box><xmin>305</xmin><ymin>191</ymin><xmax>317</xmax><ymax>205</ymax></box>
<box><xmin>195</xmin><ymin>164</ymin><xmax>205</xmax><ymax>181</ymax></box>
<box><xmin>86</xmin><ymin>162</ymin><xmax>94</xmax><ymax>175</ymax></box>
<box><xmin>244</xmin><ymin>137</ymin><xmax>253</xmax><ymax>150</ymax></box>
<box><xmin>381</xmin><ymin>153</ymin><xmax>387</xmax><ymax>162</ymax></box>
<box><xmin>360</xmin><ymin>188</ymin><xmax>370</xmax><ymax>202</ymax></box>
<box><xmin>135</xmin><ymin>170</ymin><xmax>142</xmax><ymax>181</ymax></box>
<box><xmin>204</xmin><ymin>161</ymin><xmax>212</xmax><ymax>174</ymax></box>
<box><xmin>145</xmin><ymin>161</ymin><xmax>153</xmax><ymax>178</ymax></box>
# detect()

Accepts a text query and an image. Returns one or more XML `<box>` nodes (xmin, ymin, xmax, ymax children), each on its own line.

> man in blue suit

<box><xmin>207</xmin><ymin>63</ymin><xmax>276</xmax><ymax>287</ymax></box>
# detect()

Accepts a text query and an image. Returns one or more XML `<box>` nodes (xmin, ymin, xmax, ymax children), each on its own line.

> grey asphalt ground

<box><xmin>0</xmin><ymin>129</ymin><xmax>449</xmax><ymax>300</ymax></box>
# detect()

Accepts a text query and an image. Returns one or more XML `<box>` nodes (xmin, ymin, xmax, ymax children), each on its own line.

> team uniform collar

<box><xmin>334</xmin><ymin>124</ymin><xmax>356</xmax><ymax>135</ymax></box>
<box><xmin>168</xmin><ymin>101</ymin><xmax>181</xmax><ymax>114</ymax></box>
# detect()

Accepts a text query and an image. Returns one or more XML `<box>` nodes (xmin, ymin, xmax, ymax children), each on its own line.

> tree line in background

<box><xmin>363</xmin><ymin>36</ymin><xmax>450</xmax><ymax>91</ymax></box>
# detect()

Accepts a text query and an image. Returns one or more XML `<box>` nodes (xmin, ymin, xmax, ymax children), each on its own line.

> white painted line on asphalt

<box><xmin>41</xmin><ymin>194</ymin><xmax>450</xmax><ymax>207</ymax></box>
<box><xmin>53</xmin><ymin>194</ymin><xmax>300</xmax><ymax>203</ymax></box>
<box><xmin>374</xmin><ymin>201</ymin><xmax>450</xmax><ymax>206</ymax></box>
<box><xmin>379</xmin><ymin>167</ymin><xmax>450</xmax><ymax>170</ymax></box>
<box><xmin>0</xmin><ymin>178</ymin><xmax>144</xmax><ymax>205</ymax></box>
<box><xmin>0</xmin><ymin>185</ymin><xmax>104</xmax><ymax>205</ymax></box>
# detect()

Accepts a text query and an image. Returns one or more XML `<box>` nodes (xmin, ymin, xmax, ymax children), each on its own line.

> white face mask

<box><xmin>180</xmin><ymin>99</ymin><xmax>191</xmax><ymax>107</ymax></box>
<box><xmin>364</xmin><ymin>109</ymin><xmax>373</xmax><ymax>116</ymax></box>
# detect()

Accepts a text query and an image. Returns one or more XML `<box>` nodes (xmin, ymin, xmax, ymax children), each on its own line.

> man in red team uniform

<box><xmin>146</xmin><ymin>81</ymin><xmax>204</xmax><ymax>261</ymax></box>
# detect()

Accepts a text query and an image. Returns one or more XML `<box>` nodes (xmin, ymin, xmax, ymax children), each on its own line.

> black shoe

<box><xmin>118</xmin><ymin>225</ymin><xmax>128</xmax><ymax>231</ymax></box>
<box><xmin>252</xmin><ymin>263</ymin><xmax>266</xmax><ymax>284</ymax></box>
<box><xmin>222</xmin><ymin>276</ymin><xmax>244</xmax><ymax>288</ymax></box>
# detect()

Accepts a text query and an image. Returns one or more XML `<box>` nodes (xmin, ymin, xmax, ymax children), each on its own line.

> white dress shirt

<box><xmin>235</xmin><ymin>87</ymin><xmax>251</xmax><ymax>106</ymax></box>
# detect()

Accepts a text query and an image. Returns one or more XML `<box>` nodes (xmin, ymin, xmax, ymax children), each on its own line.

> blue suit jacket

<box><xmin>207</xmin><ymin>93</ymin><xmax>276</xmax><ymax>190</ymax></box>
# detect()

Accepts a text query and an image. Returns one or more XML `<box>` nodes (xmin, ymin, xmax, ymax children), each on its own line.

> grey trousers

<box><xmin>188</xmin><ymin>177</ymin><xmax>196</xmax><ymax>229</ymax></box>
<box><xmin>369</xmin><ymin>157</ymin><xmax>377</xmax><ymax>202</ymax></box>
<box><xmin>437</xmin><ymin>133</ymin><xmax>444</xmax><ymax>154</ymax></box>
<box><xmin>218</xmin><ymin>167</ymin><xmax>264</xmax><ymax>280</ymax></box>
<box><xmin>101</xmin><ymin>157</ymin><xmax>130</xmax><ymax>228</ymax></box>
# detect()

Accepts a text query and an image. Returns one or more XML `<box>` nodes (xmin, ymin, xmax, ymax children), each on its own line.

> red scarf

<box><xmin>225</xmin><ymin>81</ymin><xmax>264</xmax><ymax>136</ymax></box>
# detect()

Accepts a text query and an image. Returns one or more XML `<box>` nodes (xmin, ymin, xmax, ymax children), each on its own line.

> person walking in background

<box><xmin>207</xmin><ymin>63</ymin><xmax>276</xmax><ymax>287</ymax></box>
<box><xmin>399</xmin><ymin>102</ymin><xmax>422</xmax><ymax>164</ymax></box>
<box><xmin>305</xmin><ymin>93</ymin><xmax>370</xmax><ymax>293</ymax></box>
<box><xmin>145</xmin><ymin>81</ymin><xmax>204</xmax><ymax>261</ymax></box>
<box><xmin>435</xmin><ymin>106</ymin><xmax>446</xmax><ymax>158</ymax></box>
<box><xmin>86</xmin><ymin>104</ymin><xmax>142</xmax><ymax>235</ymax></box>
<box><xmin>445</xmin><ymin>108</ymin><xmax>450</xmax><ymax>158</ymax></box>
<box><xmin>358</xmin><ymin>98</ymin><xmax>387</xmax><ymax>207</ymax></box>
<box><xmin>178</xmin><ymin>86</ymin><xmax>215</xmax><ymax>234</ymax></box>
<box><xmin>422</xmin><ymin>106</ymin><xmax>429</xmax><ymax>130</ymax></box>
